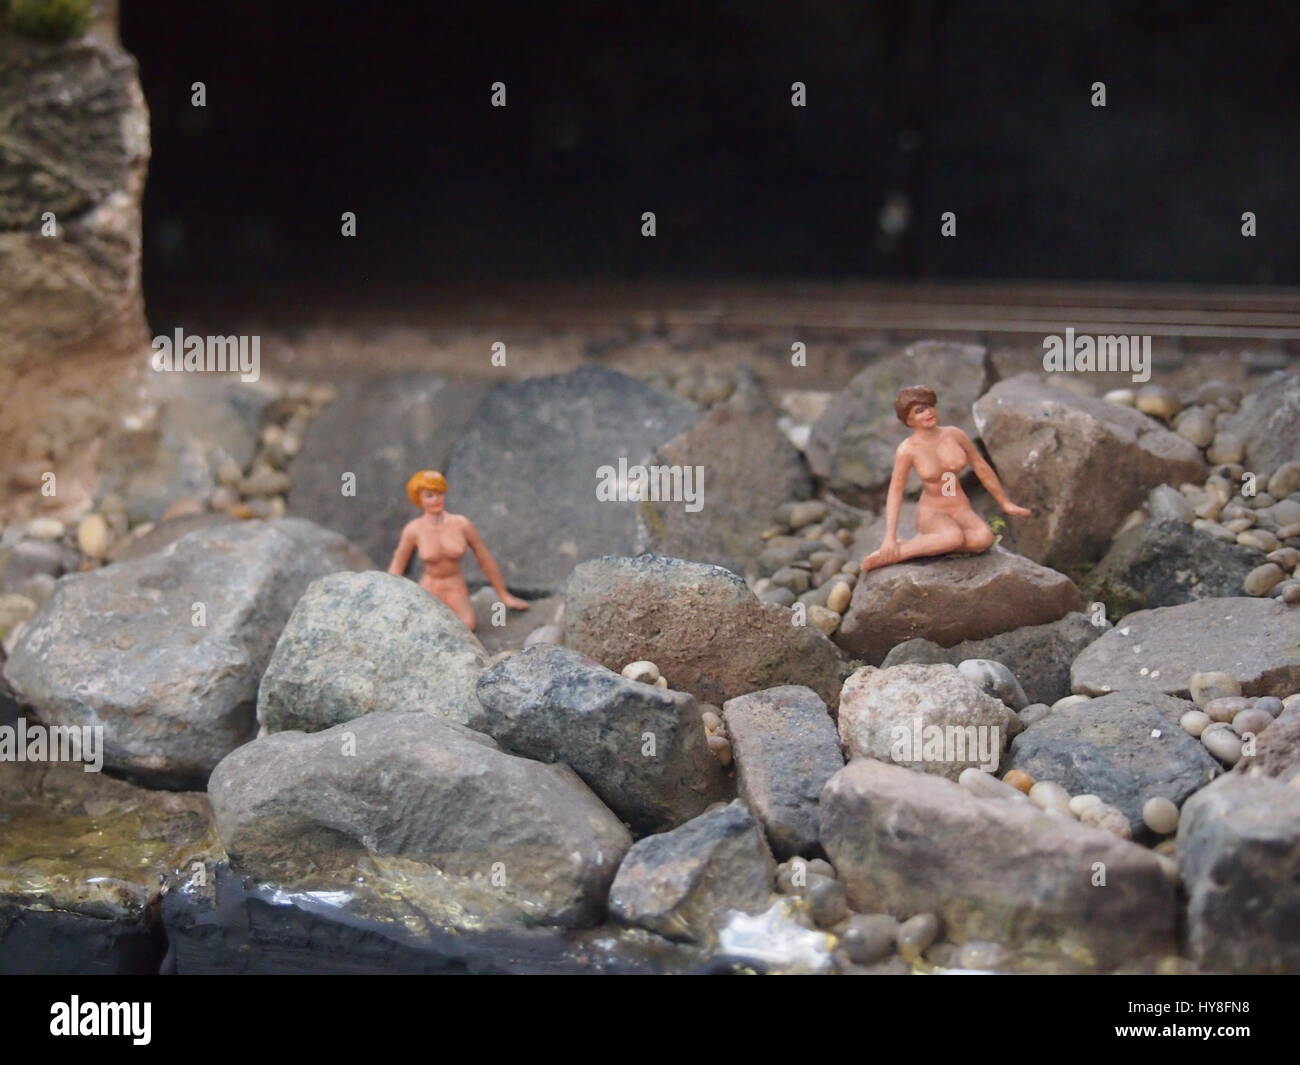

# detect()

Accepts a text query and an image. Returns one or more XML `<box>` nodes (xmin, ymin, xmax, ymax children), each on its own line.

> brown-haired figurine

<box><xmin>859</xmin><ymin>386</ymin><xmax>1031</xmax><ymax>573</ymax></box>
<box><xmin>388</xmin><ymin>470</ymin><xmax>528</xmax><ymax>630</ymax></box>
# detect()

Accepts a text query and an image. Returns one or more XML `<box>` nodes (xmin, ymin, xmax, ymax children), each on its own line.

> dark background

<box><xmin>122</xmin><ymin>0</ymin><xmax>1300</xmax><ymax>289</ymax></box>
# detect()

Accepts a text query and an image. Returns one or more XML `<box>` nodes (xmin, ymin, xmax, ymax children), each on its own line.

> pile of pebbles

<box><xmin>771</xmin><ymin>856</ymin><xmax>957</xmax><ymax>970</ymax></box>
<box><xmin>1175</xmin><ymin>670</ymin><xmax>1298</xmax><ymax>768</ymax></box>
<box><xmin>619</xmin><ymin>658</ymin><xmax>734</xmax><ymax>768</ymax></box>
<box><xmin>641</xmin><ymin>365</ymin><xmax>740</xmax><ymax>407</ymax></box>
<box><xmin>0</xmin><ymin>378</ymin><xmax>337</xmax><ymax>655</ymax></box>
<box><xmin>1103</xmin><ymin>381</ymin><xmax>1300</xmax><ymax>602</ymax></box>
<box><xmin>747</xmin><ymin>499</ymin><xmax>862</xmax><ymax>635</ymax></box>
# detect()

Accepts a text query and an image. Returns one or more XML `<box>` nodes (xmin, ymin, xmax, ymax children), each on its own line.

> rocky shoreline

<box><xmin>3</xmin><ymin>345</ymin><xmax>1299</xmax><ymax>975</ymax></box>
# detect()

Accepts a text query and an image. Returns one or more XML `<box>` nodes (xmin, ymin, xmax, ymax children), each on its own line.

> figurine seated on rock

<box><xmin>388</xmin><ymin>469</ymin><xmax>528</xmax><ymax>629</ymax></box>
<box><xmin>860</xmin><ymin>387</ymin><xmax>1030</xmax><ymax>573</ymax></box>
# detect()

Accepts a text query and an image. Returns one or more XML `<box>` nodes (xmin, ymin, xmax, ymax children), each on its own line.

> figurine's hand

<box><xmin>862</xmin><ymin>538</ymin><xmax>900</xmax><ymax>571</ymax></box>
<box><xmin>503</xmin><ymin>594</ymin><xmax>529</xmax><ymax>611</ymax></box>
<box><xmin>1002</xmin><ymin>502</ymin><xmax>1032</xmax><ymax>518</ymax></box>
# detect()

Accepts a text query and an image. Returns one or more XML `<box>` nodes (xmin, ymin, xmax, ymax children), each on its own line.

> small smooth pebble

<box><xmin>1189</xmin><ymin>671</ymin><xmax>1241</xmax><ymax>707</ymax></box>
<box><xmin>896</xmin><ymin>913</ymin><xmax>940</xmax><ymax>963</ymax></box>
<box><xmin>1028</xmin><ymin>780</ymin><xmax>1073</xmax><ymax>815</ymax></box>
<box><xmin>955</xmin><ymin>941</ymin><xmax>1012</xmax><ymax>971</ymax></box>
<box><xmin>1201</xmin><ymin>724</ymin><xmax>1243</xmax><ymax>764</ymax></box>
<box><xmin>1244</xmin><ymin>562</ymin><xmax>1286</xmax><ymax>596</ymax></box>
<box><xmin>701</xmin><ymin>709</ymin><xmax>723</xmax><ymax>732</ymax></box>
<box><xmin>1253</xmin><ymin>696</ymin><xmax>1284</xmax><ymax>718</ymax></box>
<box><xmin>706</xmin><ymin>734</ymin><xmax>732</xmax><ymax>766</ymax></box>
<box><xmin>1179</xmin><ymin>709</ymin><xmax>1211</xmax><ymax>737</ymax></box>
<box><xmin>958</xmin><ymin>767</ymin><xmax>1029</xmax><ymax>801</ymax></box>
<box><xmin>1231</xmin><ymin>708</ymin><xmax>1272</xmax><ymax>737</ymax></box>
<box><xmin>27</xmin><ymin>517</ymin><xmax>65</xmax><ymax>541</ymax></box>
<box><xmin>1103</xmin><ymin>388</ymin><xmax>1136</xmax><ymax>407</ymax></box>
<box><xmin>809</xmin><ymin>878</ymin><xmax>850</xmax><ymax>928</ymax></box>
<box><xmin>1173</xmin><ymin>408</ymin><xmax>1215</xmax><ymax>448</ymax></box>
<box><xmin>1052</xmin><ymin>694</ymin><xmax>1092</xmax><ymax>712</ymax></box>
<box><xmin>75</xmin><ymin>513</ymin><xmax>111</xmax><ymax>558</ymax></box>
<box><xmin>1142</xmin><ymin>797</ymin><xmax>1179</xmax><ymax>835</ymax></box>
<box><xmin>1080</xmin><ymin>803</ymin><xmax>1132</xmax><ymax>839</ymax></box>
<box><xmin>840</xmin><ymin>915</ymin><xmax>899</xmax><ymax>965</ymax></box>
<box><xmin>622</xmin><ymin>660</ymin><xmax>661</xmax><ymax>684</ymax></box>
<box><xmin>1239</xmin><ymin>530</ymin><xmax>1280</xmax><ymax>553</ymax></box>
<box><xmin>826</xmin><ymin>581</ymin><xmax>852</xmax><ymax>614</ymax></box>
<box><xmin>1203</xmin><ymin>696</ymin><xmax>1248</xmax><ymax>723</ymax></box>
<box><xmin>653</xmin><ymin>675</ymin><xmax>668</xmax><ymax>689</ymax></box>
<box><xmin>1206</xmin><ymin>433</ymin><xmax>1246</xmax><ymax>465</ymax></box>
<box><xmin>1002</xmin><ymin>769</ymin><xmax>1034</xmax><ymax>794</ymax></box>
<box><xmin>1018</xmin><ymin>702</ymin><xmax>1051</xmax><ymax>726</ymax></box>
<box><xmin>1068</xmin><ymin>793</ymin><xmax>1103</xmax><ymax>816</ymax></box>
<box><xmin>1135</xmin><ymin>385</ymin><xmax>1180</xmax><ymax>421</ymax></box>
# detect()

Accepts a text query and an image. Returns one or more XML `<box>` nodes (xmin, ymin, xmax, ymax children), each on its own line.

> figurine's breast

<box><xmin>417</xmin><ymin>528</ymin><xmax>468</xmax><ymax>563</ymax></box>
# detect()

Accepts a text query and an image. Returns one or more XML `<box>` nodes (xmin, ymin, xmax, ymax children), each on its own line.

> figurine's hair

<box><xmin>406</xmin><ymin>469</ymin><xmax>449</xmax><ymax>506</ymax></box>
<box><xmin>895</xmin><ymin>386</ymin><xmax>937</xmax><ymax>426</ymax></box>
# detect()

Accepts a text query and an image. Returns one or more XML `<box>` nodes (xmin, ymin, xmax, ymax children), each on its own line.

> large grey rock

<box><xmin>208</xmin><ymin>711</ymin><xmax>631</xmax><ymax>929</ymax></box>
<box><xmin>608</xmin><ymin>800</ymin><xmax>775</xmax><ymax>943</ymax></box>
<box><xmin>288</xmin><ymin>373</ymin><xmax>489</xmax><ymax>578</ymax></box>
<box><xmin>475</xmin><ymin>644</ymin><xmax>730</xmax><ymax>834</ymax></box>
<box><xmin>1178</xmin><ymin>773</ymin><xmax>1300</xmax><ymax>973</ymax></box>
<box><xmin>0</xmin><ymin>15</ymin><xmax>150</xmax><ymax>365</ymax></box>
<box><xmin>721</xmin><ymin>686</ymin><xmax>844</xmax><ymax>859</ymax></box>
<box><xmin>1071</xmin><ymin>597</ymin><xmax>1300</xmax><ymax>700</ymax></box>
<box><xmin>257</xmin><ymin>571</ymin><xmax>490</xmax><ymax>735</ymax></box>
<box><xmin>638</xmin><ymin>370</ymin><xmax>811</xmax><ymax>576</ymax></box>
<box><xmin>1223</xmin><ymin>371</ymin><xmax>1300</xmax><ymax>478</ymax></box>
<box><xmin>444</xmin><ymin>366</ymin><xmax>699</xmax><ymax>595</ymax></box>
<box><xmin>807</xmin><ymin>341</ymin><xmax>996</xmax><ymax>505</ymax></box>
<box><xmin>836</xmin><ymin>546</ymin><xmax>1082</xmax><ymax>664</ymax></box>
<box><xmin>972</xmin><ymin>375</ymin><xmax>1206</xmax><ymax>568</ymax></box>
<box><xmin>882</xmin><ymin>611</ymin><xmax>1106</xmax><ymax>706</ymax></box>
<box><xmin>562</xmin><ymin>554</ymin><xmax>848</xmax><ymax>709</ymax></box>
<box><xmin>1082</xmin><ymin>520</ymin><xmax>1262</xmax><ymax>619</ymax></box>
<box><xmin>1005</xmin><ymin>690</ymin><xmax>1221</xmax><ymax>838</ymax></box>
<box><xmin>1234</xmin><ymin>714</ymin><xmax>1300</xmax><ymax>787</ymax></box>
<box><xmin>3</xmin><ymin>519</ymin><xmax>369</xmax><ymax>787</ymax></box>
<box><xmin>820</xmin><ymin>759</ymin><xmax>1178</xmax><ymax>968</ymax></box>
<box><xmin>837</xmin><ymin>664</ymin><xmax>1023</xmax><ymax>780</ymax></box>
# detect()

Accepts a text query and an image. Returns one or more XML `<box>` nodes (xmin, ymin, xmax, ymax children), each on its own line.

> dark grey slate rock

<box><xmin>445</xmin><ymin>366</ymin><xmax>700</xmax><ymax>595</ymax></box>
<box><xmin>608</xmin><ymin>800</ymin><xmax>776</xmax><ymax>943</ymax></box>
<box><xmin>722</xmin><ymin>686</ymin><xmax>844</xmax><ymax>859</ymax></box>
<box><xmin>1083</xmin><ymin>520</ymin><xmax>1262</xmax><ymax>619</ymax></box>
<box><xmin>1006</xmin><ymin>690</ymin><xmax>1221</xmax><ymax>838</ymax></box>
<box><xmin>476</xmin><ymin>644</ymin><xmax>731</xmax><ymax>834</ymax></box>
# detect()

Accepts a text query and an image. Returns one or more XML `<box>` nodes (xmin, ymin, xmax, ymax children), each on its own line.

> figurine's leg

<box><xmin>894</xmin><ymin>519</ymin><xmax>966</xmax><ymax>561</ymax></box>
<box><xmin>955</xmin><ymin>516</ymin><xmax>995</xmax><ymax>554</ymax></box>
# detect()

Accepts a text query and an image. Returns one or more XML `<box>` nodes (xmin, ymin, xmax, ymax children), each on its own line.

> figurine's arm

<box><xmin>387</xmin><ymin>524</ymin><xmax>417</xmax><ymax>576</ymax></box>
<box><xmin>463</xmin><ymin>519</ymin><xmax>528</xmax><ymax>610</ymax></box>
<box><xmin>882</xmin><ymin>444</ymin><xmax>913</xmax><ymax>545</ymax></box>
<box><xmin>955</xmin><ymin>429</ymin><xmax>1031</xmax><ymax>516</ymax></box>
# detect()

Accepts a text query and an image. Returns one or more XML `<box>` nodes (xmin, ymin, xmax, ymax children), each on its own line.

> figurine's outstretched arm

<box><xmin>463</xmin><ymin>519</ymin><xmax>528</xmax><ymax>610</ymax></box>
<box><xmin>956</xmin><ymin>429</ymin><xmax>1031</xmax><ymax>516</ymax></box>
<box><xmin>387</xmin><ymin>525</ymin><xmax>416</xmax><ymax>576</ymax></box>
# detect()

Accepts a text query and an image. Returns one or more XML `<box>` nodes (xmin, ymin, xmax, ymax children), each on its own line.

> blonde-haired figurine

<box><xmin>388</xmin><ymin>469</ymin><xmax>528</xmax><ymax>630</ymax></box>
<box><xmin>859</xmin><ymin>386</ymin><xmax>1031</xmax><ymax>573</ymax></box>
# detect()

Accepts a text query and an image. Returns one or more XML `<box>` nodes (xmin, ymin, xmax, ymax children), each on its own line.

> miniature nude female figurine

<box><xmin>388</xmin><ymin>470</ymin><xmax>528</xmax><ymax>630</ymax></box>
<box><xmin>860</xmin><ymin>386</ymin><xmax>1031</xmax><ymax>573</ymax></box>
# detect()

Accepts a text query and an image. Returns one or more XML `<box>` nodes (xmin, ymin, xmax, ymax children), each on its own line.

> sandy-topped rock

<box><xmin>820</xmin><ymin>759</ymin><xmax>1178</xmax><ymax>968</ymax></box>
<box><xmin>257</xmin><ymin>571</ymin><xmax>490</xmax><ymax>735</ymax></box>
<box><xmin>475</xmin><ymin>644</ymin><xmax>731</xmax><ymax>834</ymax></box>
<box><xmin>836</xmin><ymin>546</ymin><xmax>1081</xmax><ymax>664</ymax></box>
<box><xmin>972</xmin><ymin>375</ymin><xmax>1205</xmax><ymax>568</ymax></box>
<box><xmin>562</xmin><ymin>554</ymin><xmax>848</xmax><ymax>709</ymax></box>
<box><xmin>1070</xmin><ymin>597</ymin><xmax>1300</xmax><ymax>700</ymax></box>
<box><xmin>1222</xmin><ymin>370</ymin><xmax>1300</xmax><ymax>478</ymax></box>
<box><xmin>3</xmin><ymin>519</ymin><xmax>369</xmax><ymax>787</ymax></box>
<box><xmin>208</xmin><ymin>711</ymin><xmax>631</xmax><ymax>929</ymax></box>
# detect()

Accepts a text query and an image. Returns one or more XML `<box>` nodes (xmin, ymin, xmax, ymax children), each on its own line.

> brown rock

<box><xmin>972</xmin><ymin>375</ymin><xmax>1206</xmax><ymax>567</ymax></box>
<box><xmin>835</xmin><ymin>546</ymin><xmax>1081</xmax><ymax>664</ymax></box>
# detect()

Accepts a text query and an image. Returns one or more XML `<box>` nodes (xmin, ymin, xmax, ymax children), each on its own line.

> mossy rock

<box><xmin>6</xmin><ymin>0</ymin><xmax>93</xmax><ymax>42</ymax></box>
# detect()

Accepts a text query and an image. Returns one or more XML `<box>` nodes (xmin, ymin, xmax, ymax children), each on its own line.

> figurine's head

<box><xmin>406</xmin><ymin>469</ymin><xmax>449</xmax><ymax>513</ymax></box>
<box><xmin>895</xmin><ymin>386</ymin><xmax>938</xmax><ymax>429</ymax></box>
